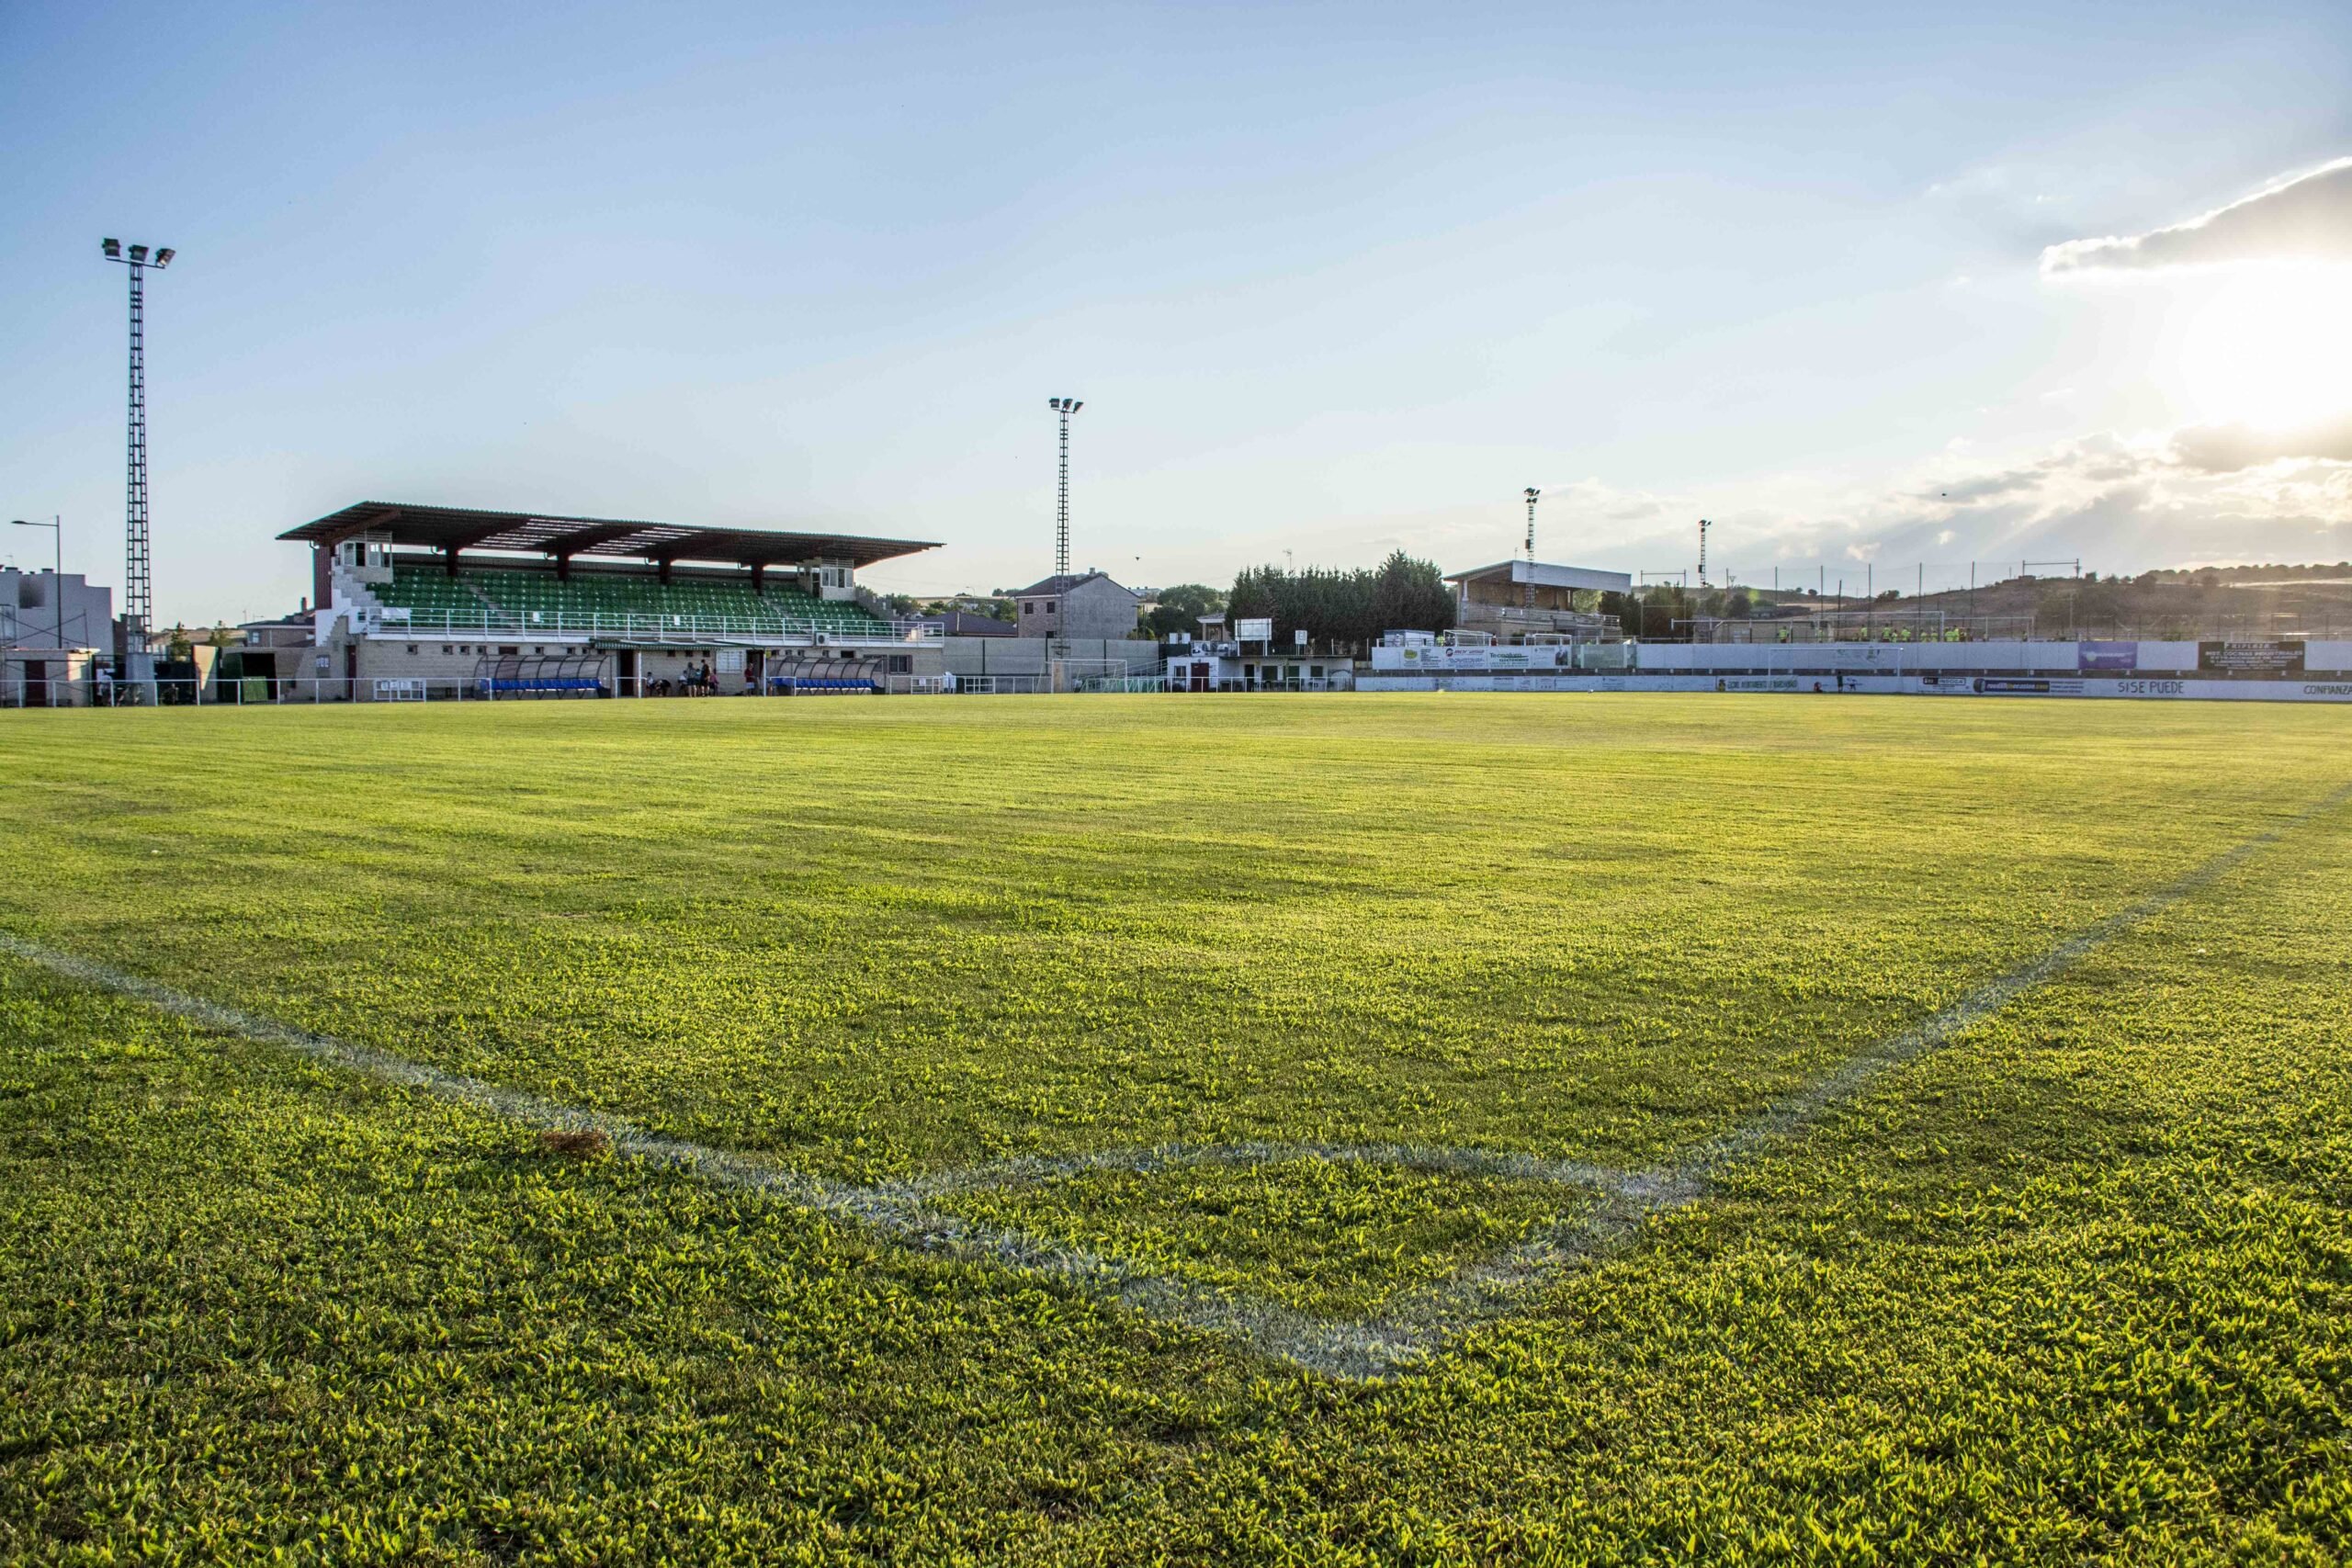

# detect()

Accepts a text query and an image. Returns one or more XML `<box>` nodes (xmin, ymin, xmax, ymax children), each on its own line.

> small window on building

<box><xmin>1023</xmin><ymin>601</ymin><xmax>1035</xmax><ymax>615</ymax></box>
<box><xmin>499</xmin><ymin>646</ymin><xmax>517</xmax><ymax>655</ymax></box>
<box><xmin>406</xmin><ymin>644</ymin><xmax>418</xmax><ymax>656</ymax></box>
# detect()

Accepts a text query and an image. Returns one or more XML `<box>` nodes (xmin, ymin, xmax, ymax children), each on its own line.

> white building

<box><xmin>2</xmin><ymin>568</ymin><xmax>116</xmax><ymax>707</ymax></box>
<box><xmin>2</xmin><ymin>567</ymin><xmax>114</xmax><ymax>652</ymax></box>
<box><xmin>1164</xmin><ymin>615</ymin><xmax>1354</xmax><ymax>693</ymax></box>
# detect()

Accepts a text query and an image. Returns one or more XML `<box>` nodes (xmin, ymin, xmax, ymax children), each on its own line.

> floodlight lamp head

<box><xmin>1525</xmin><ymin>488</ymin><xmax>1540</xmax><ymax>502</ymax></box>
<box><xmin>128</xmin><ymin>244</ymin><xmax>149</xmax><ymax>263</ymax></box>
<box><xmin>102</xmin><ymin>238</ymin><xmax>122</xmax><ymax>258</ymax></box>
<box><xmin>1069</xmin><ymin>400</ymin><xmax>1082</xmax><ymax>413</ymax></box>
<box><xmin>153</xmin><ymin>247</ymin><xmax>175</xmax><ymax>267</ymax></box>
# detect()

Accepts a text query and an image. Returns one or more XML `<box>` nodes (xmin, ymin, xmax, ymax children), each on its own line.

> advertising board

<box><xmin>2199</xmin><ymin>641</ymin><xmax>2304</xmax><ymax>675</ymax></box>
<box><xmin>2076</xmin><ymin>641</ymin><xmax>2138</xmax><ymax>671</ymax></box>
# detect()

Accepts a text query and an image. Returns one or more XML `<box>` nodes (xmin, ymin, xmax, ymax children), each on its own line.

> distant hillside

<box><xmin>1635</xmin><ymin>562</ymin><xmax>2352</xmax><ymax>641</ymax></box>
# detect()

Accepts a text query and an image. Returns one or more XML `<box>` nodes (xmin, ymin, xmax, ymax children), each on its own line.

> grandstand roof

<box><xmin>279</xmin><ymin>502</ymin><xmax>941</xmax><ymax>570</ymax></box>
<box><xmin>1447</xmin><ymin>559</ymin><xmax>1634</xmax><ymax>594</ymax></box>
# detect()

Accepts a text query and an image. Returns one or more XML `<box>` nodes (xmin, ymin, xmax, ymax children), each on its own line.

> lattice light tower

<box><xmin>102</xmin><ymin>238</ymin><xmax>175</xmax><ymax>658</ymax></box>
<box><xmin>1047</xmin><ymin>397</ymin><xmax>1082</xmax><ymax>580</ymax></box>
<box><xmin>1697</xmin><ymin>517</ymin><xmax>1712</xmax><ymax>589</ymax></box>
<box><xmin>1522</xmin><ymin>488</ymin><xmax>1540</xmax><ymax>607</ymax></box>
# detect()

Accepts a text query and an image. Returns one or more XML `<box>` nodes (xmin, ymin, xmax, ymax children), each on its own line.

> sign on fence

<box><xmin>373</xmin><ymin>679</ymin><xmax>426</xmax><ymax>702</ymax></box>
<box><xmin>2076</xmin><ymin>641</ymin><xmax>2138</xmax><ymax>671</ymax></box>
<box><xmin>2199</xmin><ymin>641</ymin><xmax>2304</xmax><ymax>674</ymax></box>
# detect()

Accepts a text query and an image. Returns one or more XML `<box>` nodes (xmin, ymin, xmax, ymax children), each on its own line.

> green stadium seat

<box><xmin>376</xmin><ymin>562</ymin><xmax>897</xmax><ymax>639</ymax></box>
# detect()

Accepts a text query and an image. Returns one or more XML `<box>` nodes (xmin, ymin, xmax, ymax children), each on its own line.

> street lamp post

<box><xmin>9</xmin><ymin>517</ymin><xmax>63</xmax><ymax>707</ymax></box>
<box><xmin>101</xmin><ymin>238</ymin><xmax>174</xmax><ymax>689</ymax></box>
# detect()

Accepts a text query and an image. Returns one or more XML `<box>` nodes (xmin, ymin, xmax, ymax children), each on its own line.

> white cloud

<box><xmin>2041</xmin><ymin>157</ymin><xmax>2352</xmax><ymax>274</ymax></box>
<box><xmin>1084</xmin><ymin>423</ymin><xmax>2352</xmax><ymax>592</ymax></box>
<box><xmin>2170</xmin><ymin>414</ymin><xmax>2352</xmax><ymax>473</ymax></box>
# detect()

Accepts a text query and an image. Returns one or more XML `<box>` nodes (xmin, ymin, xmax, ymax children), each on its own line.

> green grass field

<box><xmin>2</xmin><ymin>694</ymin><xmax>2348</xmax><ymax>1563</ymax></box>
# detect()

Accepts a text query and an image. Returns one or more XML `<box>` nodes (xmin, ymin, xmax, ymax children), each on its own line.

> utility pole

<box><xmin>102</xmin><ymin>240</ymin><xmax>175</xmax><ymax>688</ymax></box>
<box><xmin>1046</xmin><ymin>397</ymin><xmax>1082</xmax><ymax>580</ymax></box>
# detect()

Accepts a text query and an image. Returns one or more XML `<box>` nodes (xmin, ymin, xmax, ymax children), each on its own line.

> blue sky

<box><xmin>5</xmin><ymin>1</ymin><xmax>2349</xmax><ymax>622</ymax></box>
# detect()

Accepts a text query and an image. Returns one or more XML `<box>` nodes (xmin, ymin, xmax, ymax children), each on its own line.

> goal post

<box><xmin>1050</xmin><ymin>658</ymin><xmax>1164</xmax><ymax>694</ymax></box>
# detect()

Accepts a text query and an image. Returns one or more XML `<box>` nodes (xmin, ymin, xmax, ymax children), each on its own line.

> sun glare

<box><xmin>2168</xmin><ymin>265</ymin><xmax>2352</xmax><ymax>430</ymax></box>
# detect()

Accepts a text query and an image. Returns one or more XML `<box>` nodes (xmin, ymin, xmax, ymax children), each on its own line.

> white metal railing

<box><xmin>0</xmin><ymin>673</ymin><xmax>910</xmax><ymax>706</ymax></box>
<box><xmin>362</xmin><ymin>605</ymin><xmax>938</xmax><ymax>643</ymax></box>
<box><xmin>1461</xmin><ymin>603</ymin><xmax>1619</xmax><ymax>631</ymax></box>
<box><xmin>0</xmin><ymin>675</ymin><xmax>413</xmax><ymax>707</ymax></box>
<box><xmin>6</xmin><ymin>660</ymin><xmax>1180</xmax><ymax>707</ymax></box>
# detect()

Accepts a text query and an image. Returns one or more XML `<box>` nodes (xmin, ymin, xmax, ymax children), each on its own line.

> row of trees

<box><xmin>1222</xmin><ymin>552</ymin><xmax>1454</xmax><ymax>651</ymax></box>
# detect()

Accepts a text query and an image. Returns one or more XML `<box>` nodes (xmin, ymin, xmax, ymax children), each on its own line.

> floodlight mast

<box><xmin>1697</xmin><ymin>518</ymin><xmax>1712</xmax><ymax>589</ymax></box>
<box><xmin>101</xmin><ymin>238</ymin><xmax>174</xmax><ymax>664</ymax></box>
<box><xmin>1048</xmin><ymin>397</ymin><xmax>1082</xmax><ymax>580</ymax></box>
<box><xmin>1522</xmin><ymin>488</ymin><xmax>1540</xmax><ymax>608</ymax></box>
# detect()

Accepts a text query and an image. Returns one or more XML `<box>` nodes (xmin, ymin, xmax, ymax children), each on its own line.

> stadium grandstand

<box><xmin>273</xmin><ymin>502</ymin><xmax>944</xmax><ymax>700</ymax></box>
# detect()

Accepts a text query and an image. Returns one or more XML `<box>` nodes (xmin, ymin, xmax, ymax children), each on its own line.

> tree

<box><xmin>1627</xmin><ymin>583</ymin><xmax>1694</xmax><ymax>640</ymax></box>
<box><xmin>1369</xmin><ymin>551</ymin><xmax>1453</xmax><ymax>637</ymax></box>
<box><xmin>1222</xmin><ymin>552</ymin><xmax>1451</xmax><ymax>653</ymax></box>
<box><xmin>1145</xmin><ymin>582</ymin><xmax>1227</xmax><ymax>638</ymax></box>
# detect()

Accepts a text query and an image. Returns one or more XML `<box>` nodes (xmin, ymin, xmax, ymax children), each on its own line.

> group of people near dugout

<box><xmin>646</xmin><ymin>659</ymin><xmax>729</xmax><ymax>696</ymax></box>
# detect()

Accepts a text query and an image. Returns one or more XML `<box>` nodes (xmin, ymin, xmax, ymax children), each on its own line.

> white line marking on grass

<box><xmin>884</xmin><ymin>1140</ymin><xmax>1645</xmax><ymax>1201</ymax></box>
<box><xmin>4</xmin><ymin>782</ymin><xmax>2344</xmax><ymax>1382</ymax></box>
<box><xmin>0</xmin><ymin>929</ymin><xmax>1361</xmax><ymax>1358</ymax></box>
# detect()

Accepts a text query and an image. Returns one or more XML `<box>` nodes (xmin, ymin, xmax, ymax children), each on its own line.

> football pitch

<box><xmin>3</xmin><ymin>694</ymin><xmax>2347</xmax><ymax>1563</ymax></box>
